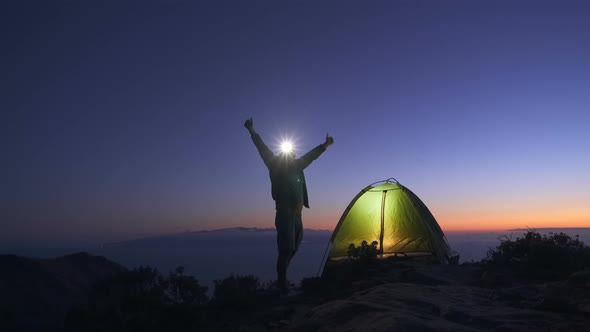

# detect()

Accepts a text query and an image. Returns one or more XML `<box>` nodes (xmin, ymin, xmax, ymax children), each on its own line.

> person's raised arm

<box><xmin>297</xmin><ymin>134</ymin><xmax>334</xmax><ymax>169</ymax></box>
<box><xmin>244</xmin><ymin>117</ymin><xmax>274</xmax><ymax>167</ymax></box>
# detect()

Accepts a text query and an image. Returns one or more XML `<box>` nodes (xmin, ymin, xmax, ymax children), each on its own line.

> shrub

<box><xmin>300</xmin><ymin>276</ymin><xmax>325</xmax><ymax>296</ymax></box>
<box><xmin>64</xmin><ymin>266</ymin><xmax>208</xmax><ymax>332</ymax></box>
<box><xmin>211</xmin><ymin>275</ymin><xmax>264</xmax><ymax>311</ymax></box>
<box><xmin>166</xmin><ymin>266</ymin><xmax>208</xmax><ymax>305</ymax></box>
<box><xmin>347</xmin><ymin>240</ymin><xmax>380</xmax><ymax>263</ymax></box>
<box><xmin>483</xmin><ymin>230</ymin><xmax>590</xmax><ymax>281</ymax></box>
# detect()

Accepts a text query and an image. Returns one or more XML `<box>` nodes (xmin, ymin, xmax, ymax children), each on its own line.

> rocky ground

<box><xmin>241</xmin><ymin>260</ymin><xmax>590</xmax><ymax>332</ymax></box>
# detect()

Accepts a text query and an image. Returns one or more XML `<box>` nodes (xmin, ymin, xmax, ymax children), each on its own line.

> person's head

<box><xmin>280</xmin><ymin>150</ymin><xmax>296</xmax><ymax>160</ymax></box>
<box><xmin>279</xmin><ymin>140</ymin><xmax>296</xmax><ymax>160</ymax></box>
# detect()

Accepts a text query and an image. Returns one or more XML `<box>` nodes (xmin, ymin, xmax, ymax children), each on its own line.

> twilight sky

<box><xmin>4</xmin><ymin>0</ymin><xmax>590</xmax><ymax>247</ymax></box>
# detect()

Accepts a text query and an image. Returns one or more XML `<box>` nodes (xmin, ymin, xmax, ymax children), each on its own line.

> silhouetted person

<box><xmin>244</xmin><ymin>118</ymin><xmax>333</xmax><ymax>292</ymax></box>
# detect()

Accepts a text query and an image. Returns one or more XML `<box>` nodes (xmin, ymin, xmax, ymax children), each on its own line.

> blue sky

<box><xmin>4</xmin><ymin>0</ymin><xmax>590</xmax><ymax>247</ymax></box>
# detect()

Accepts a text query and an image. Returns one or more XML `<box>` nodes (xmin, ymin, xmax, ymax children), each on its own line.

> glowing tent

<box><xmin>324</xmin><ymin>178</ymin><xmax>452</xmax><ymax>264</ymax></box>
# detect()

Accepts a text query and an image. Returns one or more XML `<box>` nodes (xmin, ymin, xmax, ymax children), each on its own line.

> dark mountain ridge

<box><xmin>105</xmin><ymin>227</ymin><xmax>332</xmax><ymax>248</ymax></box>
<box><xmin>0</xmin><ymin>252</ymin><xmax>125</xmax><ymax>331</ymax></box>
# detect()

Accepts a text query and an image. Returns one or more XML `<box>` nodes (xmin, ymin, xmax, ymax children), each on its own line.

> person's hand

<box><xmin>244</xmin><ymin>117</ymin><xmax>253</xmax><ymax>130</ymax></box>
<box><xmin>324</xmin><ymin>134</ymin><xmax>334</xmax><ymax>147</ymax></box>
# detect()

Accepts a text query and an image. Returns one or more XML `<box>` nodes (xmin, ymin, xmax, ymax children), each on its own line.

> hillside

<box><xmin>0</xmin><ymin>253</ymin><xmax>125</xmax><ymax>331</ymax></box>
<box><xmin>104</xmin><ymin>227</ymin><xmax>331</xmax><ymax>248</ymax></box>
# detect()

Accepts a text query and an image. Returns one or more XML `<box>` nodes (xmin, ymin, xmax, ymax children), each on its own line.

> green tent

<box><xmin>325</xmin><ymin>178</ymin><xmax>451</xmax><ymax>263</ymax></box>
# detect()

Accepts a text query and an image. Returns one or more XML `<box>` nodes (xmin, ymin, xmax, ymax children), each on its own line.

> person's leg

<box><xmin>276</xmin><ymin>250</ymin><xmax>291</xmax><ymax>291</ymax></box>
<box><xmin>275</xmin><ymin>205</ymin><xmax>303</xmax><ymax>291</ymax></box>
<box><xmin>275</xmin><ymin>207</ymin><xmax>293</xmax><ymax>291</ymax></box>
<box><xmin>287</xmin><ymin>206</ymin><xmax>303</xmax><ymax>267</ymax></box>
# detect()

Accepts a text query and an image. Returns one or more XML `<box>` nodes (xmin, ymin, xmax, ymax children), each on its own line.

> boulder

<box><xmin>567</xmin><ymin>270</ymin><xmax>590</xmax><ymax>288</ymax></box>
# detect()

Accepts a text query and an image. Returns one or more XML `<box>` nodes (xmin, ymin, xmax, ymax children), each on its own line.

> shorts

<box><xmin>275</xmin><ymin>206</ymin><xmax>303</xmax><ymax>254</ymax></box>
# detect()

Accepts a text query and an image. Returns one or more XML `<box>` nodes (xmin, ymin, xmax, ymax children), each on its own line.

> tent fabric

<box><xmin>326</xmin><ymin>179</ymin><xmax>451</xmax><ymax>263</ymax></box>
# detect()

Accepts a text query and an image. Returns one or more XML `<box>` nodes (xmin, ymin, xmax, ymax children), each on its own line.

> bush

<box><xmin>483</xmin><ymin>230</ymin><xmax>590</xmax><ymax>281</ymax></box>
<box><xmin>166</xmin><ymin>266</ymin><xmax>208</xmax><ymax>305</ymax></box>
<box><xmin>64</xmin><ymin>266</ymin><xmax>208</xmax><ymax>332</ymax></box>
<box><xmin>211</xmin><ymin>275</ymin><xmax>264</xmax><ymax>311</ymax></box>
<box><xmin>300</xmin><ymin>276</ymin><xmax>325</xmax><ymax>296</ymax></box>
<box><xmin>347</xmin><ymin>240</ymin><xmax>380</xmax><ymax>263</ymax></box>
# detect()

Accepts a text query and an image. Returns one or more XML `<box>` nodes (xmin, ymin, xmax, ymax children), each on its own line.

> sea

<box><xmin>2</xmin><ymin>228</ymin><xmax>589</xmax><ymax>292</ymax></box>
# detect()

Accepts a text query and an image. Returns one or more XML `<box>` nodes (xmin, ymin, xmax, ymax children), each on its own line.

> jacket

<box><xmin>250</xmin><ymin>133</ymin><xmax>326</xmax><ymax>209</ymax></box>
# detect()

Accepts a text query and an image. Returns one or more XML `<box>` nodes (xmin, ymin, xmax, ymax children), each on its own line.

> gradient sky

<box><xmin>4</xmin><ymin>0</ymin><xmax>590</xmax><ymax>247</ymax></box>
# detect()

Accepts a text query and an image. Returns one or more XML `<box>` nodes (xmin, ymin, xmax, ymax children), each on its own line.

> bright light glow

<box><xmin>274</xmin><ymin>134</ymin><xmax>298</xmax><ymax>156</ymax></box>
<box><xmin>280</xmin><ymin>140</ymin><xmax>294</xmax><ymax>154</ymax></box>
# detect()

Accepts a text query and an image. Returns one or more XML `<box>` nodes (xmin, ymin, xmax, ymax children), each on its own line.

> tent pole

<box><xmin>316</xmin><ymin>240</ymin><xmax>332</xmax><ymax>277</ymax></box>
<box><xmin>380</xmin><ymin>190</ymin><xmax>386</xmax><ymax>256</ymax></box>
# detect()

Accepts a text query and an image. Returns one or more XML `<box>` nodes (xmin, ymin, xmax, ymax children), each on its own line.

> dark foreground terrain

<box><xmin>0</xmin><ymin>253</ymin><xmax>125</xmax><ymax>331</ymax></box>
<box><xmin>1</xmin><ymin>231</ymin><xmax>589</xmax><ymax>331</ymax></box>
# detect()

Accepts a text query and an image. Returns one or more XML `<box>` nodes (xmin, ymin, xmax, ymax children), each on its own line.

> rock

<box><xmin>567</xmin><ymin>270</ymin><xmax>590</xmax><ymax>288</ymax></box>
<box><xmin>496</xmin><ymin>285</ymin><xmax>541</xmax><ymax>308</ymax></box>
<box><xmin>480</xmin><ymin>270</ymin><xmax>511</xmax><ymax>288</ymax></box>
<box><xmin>267</xmin><ymin>320</ymin><xmax>290</xmax><ymax>328</ymax></box>
<box><xmin>292</xmin><ymin>282</ymin><xmax>590</xmax><ymax>332</ymax></box>
<box><xmin>534</xmin><ymin>281</ymin><xmax>590</xmax><ymax>315</ymax></box>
